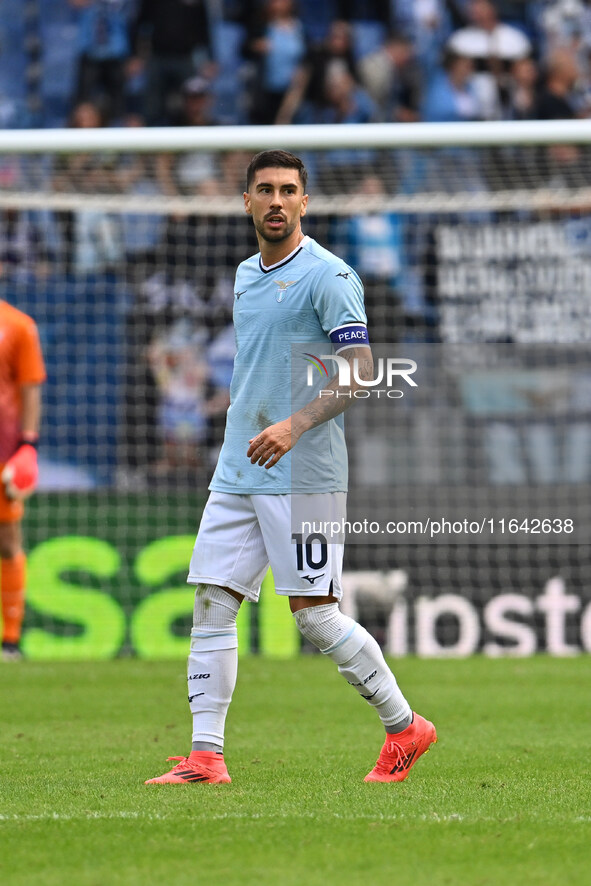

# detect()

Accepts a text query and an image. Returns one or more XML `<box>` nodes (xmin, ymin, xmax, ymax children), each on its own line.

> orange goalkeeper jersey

<box><xmin>0</xmin><ymin>300</ymin><xmax>46</xmax><ymax>463</ymax></box>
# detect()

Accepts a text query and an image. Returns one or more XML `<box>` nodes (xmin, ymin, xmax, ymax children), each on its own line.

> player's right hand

<box><xmin>2</xmin><ymin>443</ymin><xmax>39</xmax><ymax>501</ymax></box>
<box><xmin>247</xmin><ymin>419</ymin><xmax>297</xmax><ymax>469</ymax></box>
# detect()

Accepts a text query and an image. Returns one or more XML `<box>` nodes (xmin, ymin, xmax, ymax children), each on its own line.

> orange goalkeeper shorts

<box><xmin>0</xmin><ymin>463</ymin><xmax>25</xmax><ymax>523</ymax></box>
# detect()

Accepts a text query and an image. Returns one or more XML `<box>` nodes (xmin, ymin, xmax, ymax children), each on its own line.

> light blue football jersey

<box><xmin>209</xmin><ymin>235</ymin><xmax>368</xmax><ymax>494</ymax></box>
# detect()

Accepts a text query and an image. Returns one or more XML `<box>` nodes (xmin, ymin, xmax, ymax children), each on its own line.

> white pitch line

<box><xmin>1</xmin><ymin>810</ymin><xmax>589</xmax><ymax>825</ymax></box>
<box><xmin>0</xmin><ymin>810</ymin><xmax>591</xmax><ymax>825</ymax></box>
<box><xmin>0</xmin><ymin>810</ymin><xmax>464</xmax><ymax>824</ymax></box>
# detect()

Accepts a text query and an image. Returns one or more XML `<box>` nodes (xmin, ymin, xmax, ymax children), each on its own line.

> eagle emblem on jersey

<box><xmin>273</xmin><ymin>280</ymin><xmax>297</xmax><ymax>302</ymax></box>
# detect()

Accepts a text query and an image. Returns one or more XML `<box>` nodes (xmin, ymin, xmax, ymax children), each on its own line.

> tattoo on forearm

<box><xmin>296</xmin><ymin>346</ymin><xmax>374</xmax><ymax>432</ymax></box>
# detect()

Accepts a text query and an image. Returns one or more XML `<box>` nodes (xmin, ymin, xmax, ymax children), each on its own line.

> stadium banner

<box><xmin>436</xmin><ymin>218</ymin><xmax>591</xmax><ymax>343</ymax></box>
<box><xmin>21</xmin><ymin>492</ymin><xmax>591</xmax><ymax>659</ymax></box>
<box><xmin>21</xmin><ymin>491</ymin><xmax>299</xmax><ymax>661</ymax></box>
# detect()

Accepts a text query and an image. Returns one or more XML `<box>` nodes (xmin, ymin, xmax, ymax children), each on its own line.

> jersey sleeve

<box><xmin>16</xmin><ymin>318</ymin><xmax>46</xmax><ymax>386</ymax></box>
<box><xmin>310</xmin><ymin>263</ymin><xmax>369</xmax><ymax>352</ymax></box>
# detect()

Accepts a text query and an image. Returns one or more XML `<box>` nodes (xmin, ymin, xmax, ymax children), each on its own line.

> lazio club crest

<box><xmin>274</xmin><ymin>280</ymin><xmax>297</xmax><ymax>303</ymax></box>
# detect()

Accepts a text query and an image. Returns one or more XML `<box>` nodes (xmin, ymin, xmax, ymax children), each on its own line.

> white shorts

<box><xmin>188</xmin><ymin>491</ymin><xmax>346</xmax><ymax>602</ymax></box>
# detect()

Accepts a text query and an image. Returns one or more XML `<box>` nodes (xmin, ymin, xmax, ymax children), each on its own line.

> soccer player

<box><xmin>146</xmin><ymin>150</ymin><xmax>436</xmax><ymax>785</ymax></box>
<box><xmin>0</xmin><ymin>296</ymin><xmax>45</xmax><ymax>660</ymax></box>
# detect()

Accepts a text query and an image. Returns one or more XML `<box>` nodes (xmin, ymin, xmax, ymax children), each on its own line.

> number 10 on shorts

<box><xmin>291</xmin><ymin>533</ymin><xmax>328</xmax><ymax>570</ymax></box>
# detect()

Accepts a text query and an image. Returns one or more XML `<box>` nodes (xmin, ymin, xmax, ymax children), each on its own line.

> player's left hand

<box><xmin>2</xmin><ymin>443</ymin><xmax>39</xmax><ymax>501</ymax></box>
<box><xmin>247</xmin><ymin>419</ymin><xmax>299</xmax><ymax>469</ymax></box>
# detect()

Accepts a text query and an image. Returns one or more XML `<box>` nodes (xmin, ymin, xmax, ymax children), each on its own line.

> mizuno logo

<box><xmin>235</xmin><ymin>290</ymin><xmax>247</xmax><ymax>299</ymax></box>
<box><xmin>302</xmin><ymin>573</ymin><xmax>325</xmax><ymax>585</ymax></box>
<box><xmin>336</xmin><ymin>271</ymin><xmax>351</xmax><ymax>279</ymax></box>
<box><xmin>361</xmin><ymin>689</ymin><xmax>379</xmax><ymax>700</ymax></box>
<box><xmin>274</xmin><ymin>279</ymin><xmax>297</xmax><ymax>302</ymax></box>
<box><xmin>188</xmin><ymin>692</ymin><xmax>205</xmax><ymax>703</ymax></box>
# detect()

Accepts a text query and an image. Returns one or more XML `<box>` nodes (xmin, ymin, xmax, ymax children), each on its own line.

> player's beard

<box><xmin>254</xmin><ymin>215</ymin><xmax>298</xmax><ymax>243</ymax></box>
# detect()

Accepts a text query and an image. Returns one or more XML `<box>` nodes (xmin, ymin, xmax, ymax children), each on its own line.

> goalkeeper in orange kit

<box><xmin>0</xmin><ymin>298</ymin><xmax>46</xmax><ymax>660</ymax></box>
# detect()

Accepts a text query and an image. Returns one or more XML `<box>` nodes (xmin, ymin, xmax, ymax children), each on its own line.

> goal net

<box><xmin>5</xmin><ymin>121</ymin><xmax>591</xmax><ymax>659</ymax></box>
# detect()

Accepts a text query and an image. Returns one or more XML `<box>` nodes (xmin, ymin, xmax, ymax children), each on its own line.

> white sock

<box><xmin>294</xmin><ymin>603</ymin><xmax>412</xmax><ymax>730</ymax></box>
<box><xmin>188</xmin><ymin>584</ymin><xmax>239</xmax><ymax>751</ymax></box>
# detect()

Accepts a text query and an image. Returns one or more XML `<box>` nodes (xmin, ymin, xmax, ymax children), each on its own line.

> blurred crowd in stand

<box><xmin>1</xmin><ymin>1</ymin><xmax>590</xmax><ymax>130</ymax></box>
<box><xmin>1</xmin><ymin>0</ymin><xmax>590</xmax><ymax>487</ymax></box>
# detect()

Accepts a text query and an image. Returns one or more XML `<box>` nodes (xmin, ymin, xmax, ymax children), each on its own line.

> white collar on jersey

<box><xmin>259</xmin><ymin>235</ymin><xmax>310</xmax><ymax>272</ymax></box>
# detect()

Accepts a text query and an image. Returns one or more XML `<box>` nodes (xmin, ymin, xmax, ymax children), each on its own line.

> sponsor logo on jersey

<box><xmin>273</xmin><ymin>280</ymin><xmax>297</xmax><ymax>302</ymax></box>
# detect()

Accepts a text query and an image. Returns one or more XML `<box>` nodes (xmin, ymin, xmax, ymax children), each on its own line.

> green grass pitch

<box><xmin>1</xmin><ymin>656</ymin><xmax>589</xmax><ymax>886</ymax></box>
